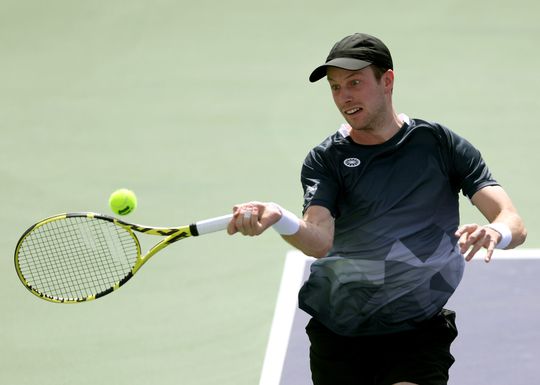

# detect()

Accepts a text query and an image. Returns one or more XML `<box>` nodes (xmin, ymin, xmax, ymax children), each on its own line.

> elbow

<box><xmin>512</xmin><ymin>226</ymin><xmax>528</xmax><ymax>248</ymax></box>
<box><xmin>506</xmin><ymin>218</ymin><xmax>527</xmax><ymax>249</ymax></box>
<box><xmin>306</xmin><ymin>250</ymin><xmax>329</xmax><ymax>259</ymax></box>
<box><xmin>307</xmin><ymin>250</ymin><xmax>328</xmax><ymax>259</ymax></box>
<box><xmin>305</xmin><ymin>241</ymin><xmax>333</xmax><ymax>259</ymax></box>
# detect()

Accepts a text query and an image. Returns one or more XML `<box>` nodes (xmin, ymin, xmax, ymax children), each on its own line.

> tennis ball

<box><xmin>109</xmin><ymin>189</ymin><xmax>137</xmax><ymax>216</ymax></box>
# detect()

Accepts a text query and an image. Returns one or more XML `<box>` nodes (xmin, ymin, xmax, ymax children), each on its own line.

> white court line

<box><xmin>258</xmin><ymin>248</ymin><xmax>540</xmax><ymax>385</ymax></box>
<box><xmin>472</xmin><ymin>248</ymin><xmax>540</xmax><ymax>259</ymax></box>
<box><xmin>258</xmin><ymin>252</ymin><xmax>315</xmax><ymax>385</ymax></box>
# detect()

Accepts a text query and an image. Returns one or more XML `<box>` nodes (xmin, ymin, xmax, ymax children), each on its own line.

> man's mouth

<box><xmin>344</xmin><ymin>107</ymin><xmax>362</xmax><ymax>115</ymax></box>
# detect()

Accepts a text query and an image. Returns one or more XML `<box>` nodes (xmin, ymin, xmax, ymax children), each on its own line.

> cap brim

<box><xmin>309</xmin><ymin>58</ymin><xmax>372</xmax><ymax>82</ymax></box>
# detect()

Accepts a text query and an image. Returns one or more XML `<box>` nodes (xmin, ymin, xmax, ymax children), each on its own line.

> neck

<box><xmin>349</xmin><ymin>111</ymin><xmax>403</xmax><ymax>145</ymax></box>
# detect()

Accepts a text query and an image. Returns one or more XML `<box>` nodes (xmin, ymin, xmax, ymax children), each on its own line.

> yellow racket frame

<box><xmin>14</xmin><ymin>212</ymin><xmax>231</xmax><ymax>303</ymax></box>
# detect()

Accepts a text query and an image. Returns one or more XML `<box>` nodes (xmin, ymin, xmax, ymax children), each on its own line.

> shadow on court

<box><xmin>260</xmin><ymin>250</ymin><xmax>540</xmax><ymax>385</ymax></box>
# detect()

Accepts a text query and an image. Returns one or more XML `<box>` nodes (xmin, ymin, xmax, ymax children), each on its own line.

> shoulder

<box><xmin>305</xmin><ymin>126</ymin><xmax>351</xmax><ymax>161</ymax></box>
<box><xmin>314</xmin><ymin>125</ymin><xmax>350</xmax><ymax>150</ymax></box>
<box><xmin>408</xmin><ymin>118</ymin><xmax>451</xmax><ymax>137</ymax></box>
<box><xmin>406</xmin><ymin>118</ymin><xmax>472</xmax><ymax>150</ymax></box>
<box><xmin>302</xmin><ymin>127</ymin><xmax>358</xmax><ymax>179</ymax></box>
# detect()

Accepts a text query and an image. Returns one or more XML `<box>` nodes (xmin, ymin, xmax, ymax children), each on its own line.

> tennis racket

<box><xmin>14</xmin><ymin>212</ymin><xmax>232</xmax><ymax>303</ymax></box>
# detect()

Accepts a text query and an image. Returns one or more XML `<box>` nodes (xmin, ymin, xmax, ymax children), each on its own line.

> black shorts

<box><xmin>306</xmin><ymin>309</ymin><xmax>458</xmax><ymax>385</ymax></box>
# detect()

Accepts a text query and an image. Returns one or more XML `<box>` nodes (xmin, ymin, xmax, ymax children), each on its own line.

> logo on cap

<box><xmin>343</xmin><ymin>158</ymin><xmax>361</xmax><ymax>167</ymax></box>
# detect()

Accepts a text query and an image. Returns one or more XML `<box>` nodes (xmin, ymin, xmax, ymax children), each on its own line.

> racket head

<box><xmin>14</xmin><ymin>213</ymin><xmax>142</xmax><ymax>303</ymax></box>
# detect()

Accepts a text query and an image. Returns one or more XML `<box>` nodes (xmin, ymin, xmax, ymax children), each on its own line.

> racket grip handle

<box><xmin>194</xmin><ymin>214</ymin><xmax>233</xmax><ymax>235</ymax></box>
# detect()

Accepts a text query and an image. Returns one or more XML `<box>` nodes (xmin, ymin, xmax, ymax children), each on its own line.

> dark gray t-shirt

<box><xmin>298</xmin><ymin>117</ymin><xmax>498</xmax><ymax>336</ymax></box>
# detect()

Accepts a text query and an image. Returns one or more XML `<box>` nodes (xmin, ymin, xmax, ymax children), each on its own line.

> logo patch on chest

<box><xmin>343</xmin><ymin>158</ymin><xmax>361</xmax><ymax>167</ymax></box>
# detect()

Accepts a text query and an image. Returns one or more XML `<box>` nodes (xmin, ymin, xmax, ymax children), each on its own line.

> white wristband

<box><xmin>270</xmin><ymin>203</ymin><xmax>300</xmax><ymax>235</ymax></box>
<box><xmin>485</xmin><ymin>223</ymin><xmax>512</xmax><ymax>249</ymax></box>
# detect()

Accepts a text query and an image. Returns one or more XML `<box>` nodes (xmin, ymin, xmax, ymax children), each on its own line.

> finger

<box><xmin>457</xmin><ymin>232</ymin><xmax>469</xmax><ymax>254</ymax></box>
<box><xmin>242</xmin><ymin>207</ymin><xmax>256</xmax><ymax>236</ymax></box>
<box><xmin>458</xmin><ymin>231</ymin><xmax>478</xmax><ymax>254</ymax></box>
<box><xmin>227</xmin><ymin>206</ymin><xmax>242</xmax><ymax>235</ymax></box>
<box><xmin>484</xmin><ymin>239</ymin><xmax>496</xmax><ymax>263</ymax></box>
<box><xmin>227</xmin><ymin>220</ymin><xmax>238</xmax><ymax>235</ymax></box>
<box><xmin>455</xmin><ymin>224</ymin><xmax>477</xmax><ymax>253</ymax></box>
<box><xmin>237</xmin><ymin>205</ymin><xmax>258</xmax><ymax>236</ymax></box>
<box><xmin>228</xmin><ymin>203</ymin><xmax>269</xmax><ymax>237</ymax></box>
<box><xmin>464</xmin><ymin>240</ymin><xmax>484</xmax><ymax>261</ymax></box>
<box><xmin>248</xmin><ymin>206</ymin><xmax>262</xmax><ymax>236</ymax></box>
<box><xmin>234</xmin><ymin>207</ymin><xmax>248</xmax><ymax>234</ymax></box>
<box><xmin>465</xmin><ymin>228</ymin><xmax>487</xmax><ymax>253</ymax></box>
<box><xmin>464</xmin><ymin>229</ymin><xmax>491</xmax><ymax>261</ymax></box>
<box><xmin>455</xmin><ymin>224</ymin><xmax>476</xmax><ymax>238</ymax></box>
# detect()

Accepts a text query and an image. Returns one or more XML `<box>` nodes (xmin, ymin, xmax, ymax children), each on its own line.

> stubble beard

<box><xmin>347</xmin><ymin>104</ymin><xmax>387</xmax><ymax>134</ymax></box>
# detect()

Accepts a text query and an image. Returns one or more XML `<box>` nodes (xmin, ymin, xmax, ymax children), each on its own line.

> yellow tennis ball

<box><xmin>109</xmin><ymin>189</ymin><xmax>137</xmax><ymax>216</ymax></box>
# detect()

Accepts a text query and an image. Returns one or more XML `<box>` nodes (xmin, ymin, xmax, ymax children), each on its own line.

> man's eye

<box><xmin>351</xmin><ymin>79</ymin><xmax>361</xmax><ymax>86</ymax></box>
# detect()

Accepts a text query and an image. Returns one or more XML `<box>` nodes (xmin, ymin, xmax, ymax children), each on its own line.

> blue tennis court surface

<box><xmin>260</xmin><ymin>249</ymin><xmax>540</xmax><ymax>385</ymax></box>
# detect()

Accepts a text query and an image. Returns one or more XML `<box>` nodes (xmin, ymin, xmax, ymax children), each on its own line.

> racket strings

<box><xmin>17</xmin><ymin>216</ymin><xmax>139</xmax><ymax>300</ymax></box>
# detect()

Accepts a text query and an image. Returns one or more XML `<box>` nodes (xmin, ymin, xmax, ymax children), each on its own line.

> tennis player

<box><xmin>227</xmin><ymin>33</ymin><xmax>527</xmax><ymax>385</ymax></box>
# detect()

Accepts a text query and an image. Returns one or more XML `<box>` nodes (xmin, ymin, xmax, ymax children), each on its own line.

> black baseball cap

<box><xmin>309</xmin><ymin>33</ymin><xmax>393</xmax><ymax>82</ymax></box>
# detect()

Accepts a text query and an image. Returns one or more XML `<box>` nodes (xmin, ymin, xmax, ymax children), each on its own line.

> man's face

<box><xmin>326</xmin><ymin>66</ymin><xmax>390</xmax><ymax>132</ymax></box>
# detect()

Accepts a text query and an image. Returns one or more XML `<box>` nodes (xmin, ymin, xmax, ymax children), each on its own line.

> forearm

<box><xmin>227</xmin><ymin>202</ymin><xmax>334</xmax><ymax>258</ymax></box>
<box><xmin>471</xmin><ymin>186</ymin><xmax>527</xmax><ymax>249</ymax></box>
<box><xmin>457</xmin><ymin>186</ymin><xmax>527</xmax><ymax>261</ymax></box>
<box><xmin>281</xmin><ymin>217</ymin><xmax>334</xmax><ymax>258</ymax></box>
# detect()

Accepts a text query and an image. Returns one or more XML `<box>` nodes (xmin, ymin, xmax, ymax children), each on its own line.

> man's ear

<box><xmin>383</xmin><ymin>69</ymin><xmax>395</xmax><ymax>94</ymax></box>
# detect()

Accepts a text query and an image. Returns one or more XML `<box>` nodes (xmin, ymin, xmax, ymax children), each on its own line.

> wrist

<box><xmin>485</xmin><ymin>223</ymin><xmax>512</xmax><ymax>249</ymax></box>
<box><xmin>269</xmin><ymin>203</ymin><xmax>300</xmax><ymax>235</ymax></box>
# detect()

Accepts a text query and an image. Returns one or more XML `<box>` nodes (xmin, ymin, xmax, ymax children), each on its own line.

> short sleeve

<box><xmin>444</xmin><ymin>127</ymin><xmax>499</xmax><ymax>199</ymax></box>
<box><xmin>301</xmin><ymin>146</ymin><xmax>340</xmax><ymax>216</ymax></box>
